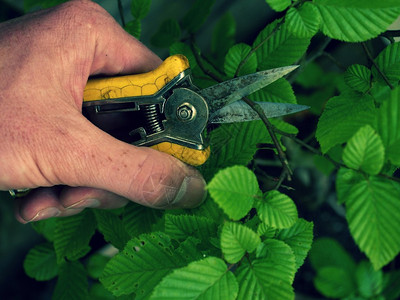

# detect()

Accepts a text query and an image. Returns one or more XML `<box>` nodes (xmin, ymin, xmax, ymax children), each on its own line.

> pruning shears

<box><xmin>82</xmin><ymin>54</ymin><xmax>307</xmax><ymax>166</ymax></box>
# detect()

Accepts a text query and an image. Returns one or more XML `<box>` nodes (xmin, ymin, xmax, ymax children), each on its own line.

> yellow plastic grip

<box><xmin>83</xmin><ymin>54</ymin><xmax>190</xmax><ymax>101</ymax></box>
<box><xmin>150</xmin><ymin>143</ymin><xmax>211</xmax><ymax>167</ymax></box>
<box><xmin>83</xmin><ymin>55</ymin><xmax>210</xmax><ymax>166</ymax></box>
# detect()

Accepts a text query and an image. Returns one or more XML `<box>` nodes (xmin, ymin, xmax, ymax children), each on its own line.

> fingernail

<box><xmin>29</xmin><ymin>207</ymin><xmax>61</xmax><ymax>222</ymax></box>
<box><xmin>171</xmin><ymin>175</ymin><xmax>207</xmax><ymax>208</ymax></box>
<box><xmin>65</xmin><ymin>198</ymin><xmax>101</xmax><ymax>209</ymax></box>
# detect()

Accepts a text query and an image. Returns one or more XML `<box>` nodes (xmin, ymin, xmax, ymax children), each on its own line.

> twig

<box><xmin>362</xmin><ymin>42</ymin><xmax>394</xmax><ymax>90</ymax></box>
<box><xmin>117</xmin><ymin>0</ymin><xmax>126</xmax><ymax>27</ymax></box>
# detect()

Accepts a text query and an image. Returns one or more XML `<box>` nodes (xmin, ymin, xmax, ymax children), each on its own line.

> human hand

<box><xmin>0</xmin><ymin>0</ymin><xmax>206</xmax><ymax>223</ymax></box>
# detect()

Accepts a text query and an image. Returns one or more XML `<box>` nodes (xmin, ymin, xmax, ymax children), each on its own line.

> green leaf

<box><xmin>150</xmin><ymin>19</ymin><xmax>181</xmax><ymax>48</ymax></box>
<box><xmin>54</xmin><ymin>209</ymin><xmax>96</xmax><ymax>263</ymax></box>
<box><xmin>257</xmin><ymin>223</ymin><xmax>276</xmax><ymax>239</ymax></box>
<box><xmin>170</xmin><ymin>42</ymin><xmax>197</xmax><ymax>69</ymax></box>
<box><xmin>125</xmin><ymin>19</ymin><xmax>141</xmax><ymax>39</ymax></box>
<box><xmin>224</xmin><ymin>43</ymin><xmax>257</xmax><ymax>77</ymax></box>
<box><xmin>373</xmin><ymin>42</ymin><xmax>400</xmax><ymax>85</ymax></box>
<box><xmin>343</xmin><ymin>125</ymin><xmax>385</xmax><ymax>175</ymax></box>
<box><xmin>212</xmin><ymin>12</ymin><xmax>236</xmax><ymax>58</ymax></box>
<box><xmin>131</xmin><ymin>0</ymin><xmax>151</xmax><ymax>20</ymax></box>
<box><xmin>314</xmin><ymin>266</ymin><xmax>356</xmax><ymax>298</ymax></box>
<box><xmin>89</xmin><ymin>283</ymin><xmax>115</xmax><ymax>300</ymax></box>
<box><xmin>150</xmin><ymin>257</ymin><xmax>238</xmax><ymax>300</ymax></box>
<box><xmin>53</xmin><ymin>261</ymin><xmax>88</xmax><ymax>300</ymax></box>
<box><xmin>316</xmin><ymin>92</ymin><xmax>376</xmax><ymax>153</ymax></box>
<box><xmin>265</xmin><ymin>0</ymin><xmax>291</xmax><ymax>12</ymax></box>
<box><xmin>181</xmin><ymin>0</ymin><xmax>215</xmax><ymax>33</ymax></box>
<box><xmin>122</xmin><ymin>202</ymin><xmax>162</xmax><ymax>237</ymax></box>
<box><xmin>237</xmin><ymin>239</ymin><xmax>295</xmax><ymax>299</ymax></box>
<box><xmin>286</xmin><ymin>3</ymin><xmax>321</xmax><ymax>38</ymax></box>
<box><xmin>376</xmin><ymin>86</ymin><xmax>400</xmax><ymax>165</ymax></box>
<box><xmin>100</xmin><ymin>232</ymin><xmax>202</xmax><ymax>297</ymax></box>
<box><xmin>356</xmin><ymin>261</ymin><xmax>383</xmax><ymax>298</ymax></box>
<box><xmin>87</xmin><ymin>254</ymin><xmax>109</xmax><ymax>280</ymax></box>
<box><xmin>164</xmin><ymin>214</ymin><xmax>217</xmax><ymax>241</ymax></box>
<box><xmin>342</xmin><ymin>175</ymin><xmax>400</xmax><ymax>269</ymax></box>
<box><xmin>314</xmin><ymin>0</ymin><xmax>400</xmax><ymax>42</ymax></box>
<box><xmin>249</xmin><ymin>78</ymin><xmax>296</xmax><ymax>104</ymax></box>
<box><xmin>253</xmin><ymin>19</ymin><xmax>310</xmax><ymax>70</ymax></box>
<box><xmin>255</xmin><ymin>190</ymin><xmax>298</xmax><ymax>229</ymax></box>
<box><xmin>23</xmin><ymin>242</ymin><xmax>58</xmax><ymax>281</ymax></box>
<box><xmin>382</xmin><ymin>270</ymin><xmax>400</xmax><ymax>300</ymax></box>
<box><xmin>344</xmin><ymin>64</ymin><xmax>371</xmax><ymax>93</ymax></box>
<box><xmin>309</xmin><ymin>238</ymin><xmax>357</xmax><ymax>275</ymax></box>
<box><xmin>220</xmin><ymin>222</ymin><xmax>261</xmax><ymax>263</ymax></box>
<box><xmin>336</xmin><ymin>168</ymin><xmax>365</xmax><ymax>204</ymax></box>
<box><xmin>30</xmin><ymin>218</ymin><xmax>57</xmax><ymax>242</ymax></box>
<box><xmin>207</xmin><ymin>166</ymin><xmax>259</xmax><ymax>220</ymax></box>
<box><xmin>94</xmin><ymin>209</ymin><xmax>130</xmax><ymax>250</ymax></box>
<box><xmin>276</xmin><ymin>219</ymin><xmax>314</xmax><ymax>270</ymax></box>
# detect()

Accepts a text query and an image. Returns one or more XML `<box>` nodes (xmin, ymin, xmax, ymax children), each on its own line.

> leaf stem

<box><xmin>361</xmin><ymin>42</ymin><xmax>394</xmax><ymax>90</ymax></box>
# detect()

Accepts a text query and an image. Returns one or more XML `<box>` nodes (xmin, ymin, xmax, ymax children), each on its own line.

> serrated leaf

<box><xmin>125</xmin><ymin>19</ymin><xmax>141</xmax><ymax>39</ymax></box>
<box><xmin>376</xmin><ymin>86</ymin><xmax>400</xmax><ymax>165</ymax></box>
<box><xmin>237</xmin><ymin>239</ymin><xmax>295</xmax><ymax>299</ymax></box>
<box><xmin>122</xmin><ymin>202</ymin><xmax>162</xmax><ymax>237</ymax></box>
<box><xmin>131</xmin><ymin>0</ymin><xmax>151</xmax><ymax>20</ymax></box>
<box><xmin>53</xmin><ymin>261</ymin><xmax>88</xmax><ymax>300</ymax></box>
<box><xmin>255</xmin><ymin>190</ymin><xmax>298</xmax><ymax>229</ymax></box>
<box><xmin>286</xmin><ymin>3</ymin><xmax>320</xmax><ymax>38</ymax></box>
<box><xmin>150</xmin><ymin>19</ymin><xmax>181</xmax><ymax>48</ymax></box>
<box><xmin>257</xmin><ymin>223</ymin><xmax>276</xmax><ymax>238</ymax></box>
<box><xmin>224</xmin><ymin>43</ymin><xmax>257</xmax><ymax>77</ymax></box>
<box><xmin>23</xmin><ymin>242</ymin><xmax>58</xmax><ymax>281</ymax></box>
<box><xmin>220</xmin><ymin>222</ymin><xmax>261</xmax><ymax>263</ymax></box>
<box><xmin>94</xmin><ymin>210</ymin><xmax>130</xmax><ymax>250</ymax></box>
<box><xmin>181</xmin><ymin>0</ymin><xmax>215</xmax><ymax>33</ymax></box>
<box><xmin>100</xmin><ymin>232</ymin><xmax>202</xmax><ymax>298</ymax></box>
<box><xmin>54</xmin><ymin>209</ymin><xmax>96</xmax><ymax>263</ymax></box>
<box><xmin>373</xmin><ymin>42</ymin><xmax>400</xmax><ymax>85</ymax></box>
<box><xmin>89</xmin><ymin>283</ymin><xmax>115</xmax><ymax>300</ymax></box>
<box><xmin>344</xmin><ymin>64</ymin><xmax>371</xmax><ymax>92</ymax></box>
<box><xmin>87</xmin><ymin>254</ymin><xmax>109</xmax><ymax>279</ymax></box>
<box><xmin>253</xmin><ymin>19</ymin><xmax>310</xmax><ymax>70</ymax></box>
<box><xmin>342</xmin><ymin>175</ymin><xmax>400</xmax><ymax>269</ymax></box>
<box><xmin>276</xmin><ymin>219</ymin><xmax>314</xmax><ymax>270</ymax></box>
<box><xmin>314</xmin><ymin>266</ymin><xmax>356</xmax><ymax>298</ymax></box>
<box><xmin>212</xmin><ymin>12</ymin><xmax>236</xmax><ymax>58</ymax></box>
<box><xmin>249</xmin><ymin>78</ymin><xmax>296</xmax><ymax>104</ymax></box>
<box><xmin>265</xmin><ymin>0</ymin><xmax>291</xmax><ymax>12</ymax></box>
<box><xmin>336</xmin><ymin>168</ymin><xmax>365</xmax><ymax>204</ymax></box>
<box><xmin>170</xmin><ymin>42</ymin><xmax>197</xmax><ymax>69</ymax></box>
<box><xmin>314</xmin><ymin>0</ymin><xmax>400</xmax><ymax>42</ymax></box>
<box><xmin>207</xmin><ymin>166</ymin><xmax>259</xmax><ymax>220</ymax></box>
<box><xmin>382</xmin><ymin>270</ymin><xmax>400</xmax><ymax>300</ymax></box>
<box><xmin>150</xmin><ymin>256</ymin><xmax>238</xmax><ymax>300</ymax></box>
<box><xmin>356</xmin><ymin>261</ymin><xmax>383</xmax><ymax>298</ymax></box>
<box><xmin>316</xmin><ymin>92</ymin><xmax>376</xmax><ymax>153</ymax></box>
<box><xmin>164</xmin><ymin>214</ymin><xmax>217</xmax><ymax>241</ymax></box>
<box><xmin>343</xmin><ymin>125</ymin><xmax>385</xmax><ymax>175</ymax></box>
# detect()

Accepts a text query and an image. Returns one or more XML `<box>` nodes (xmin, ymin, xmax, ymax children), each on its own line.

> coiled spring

<box><xmin>142</xmin><ymin>104</ymin><xmax>164</xmax><ymax>134</ymax></box>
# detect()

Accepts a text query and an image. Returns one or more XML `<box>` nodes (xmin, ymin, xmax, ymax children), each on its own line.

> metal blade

<box><xmin>198</xmin><ymin>65</ymin><xmax>298</xmax><ymax>114</ymax></box>
<box><xmin>209</xmin><ymin>101</ymin><xmax>309</xmax><ymax>124</ymax></box>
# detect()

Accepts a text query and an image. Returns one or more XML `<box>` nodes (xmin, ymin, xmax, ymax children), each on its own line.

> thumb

<box><xmin>57</xmin><ymin>116</ymin><xmax>207</xmax><ymax>209</ymax></box>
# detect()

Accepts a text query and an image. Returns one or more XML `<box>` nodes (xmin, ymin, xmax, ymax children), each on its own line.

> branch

<box><xmin>362</xmin><ymin>42</ymin><xmax>394</xmax><ymax>90</ymax></box>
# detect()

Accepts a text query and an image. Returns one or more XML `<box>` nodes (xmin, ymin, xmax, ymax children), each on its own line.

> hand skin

<box><xmin>0</xmin><ymin>0</ymin><xmax>206</xmax><ymax>223</ymax></box>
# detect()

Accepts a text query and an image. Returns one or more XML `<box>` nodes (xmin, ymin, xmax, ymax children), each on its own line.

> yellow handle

<box><xmin>150</xmin><ymin>143</ymin><xmax>210</xmax><ymax>167</ymax></box>
<box><xmin>83</xmin><ymin>54</ymin><xmax>190</xmax><ymax>101</ymax></box>
<box><xmin>83</xmin><ymin>55</ymin><xmax>210</xmax><ymax>166</ymax></box>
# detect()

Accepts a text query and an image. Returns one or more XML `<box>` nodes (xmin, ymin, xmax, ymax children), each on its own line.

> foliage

<box><xmin>21</xmin><ymin>0</ymin><xmax>400</xmax><ymax>299</ymax></box>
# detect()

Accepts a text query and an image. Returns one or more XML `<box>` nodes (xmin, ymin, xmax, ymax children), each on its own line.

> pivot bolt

<box><xmin>177</xmin><ymin>103</ymin><xmax>196</xmax><ymax>121</ymax></box>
